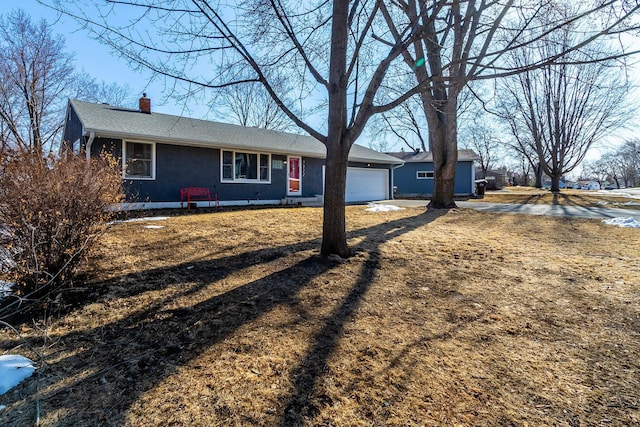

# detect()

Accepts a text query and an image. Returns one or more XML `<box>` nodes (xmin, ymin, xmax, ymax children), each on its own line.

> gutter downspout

<box><xmin>390</xmin><ymin>163</ymin><xmax>404</xmax><ymax>200</ymax></box>
<box><xmin>85</xmin><ymin>131</ymin><xmax>95</xmax><ymax>161</ymax></box>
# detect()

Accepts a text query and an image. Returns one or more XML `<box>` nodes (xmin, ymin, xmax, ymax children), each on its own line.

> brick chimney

<box><xmin>139</xmin><ymin>93</ymin><xmax>151</xmax><ymax>114</ymax></box>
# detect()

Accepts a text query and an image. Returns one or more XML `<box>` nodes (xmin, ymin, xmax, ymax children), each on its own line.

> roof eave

<box><xmin>83</xmin><ymin>128</ymin><xmax>398</xmax><ymax>163</ymax></box>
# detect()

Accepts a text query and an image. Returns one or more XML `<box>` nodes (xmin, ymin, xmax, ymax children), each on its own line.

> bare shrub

<box><xmin>0</xmin><ymin>150</ymin><xmax>123</xmax><ymax>309</ymax></box>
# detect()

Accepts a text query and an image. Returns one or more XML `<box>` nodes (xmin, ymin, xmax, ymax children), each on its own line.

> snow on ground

<box><xmin>602</xmin><ymin>217</ymin><xmax>640</xmax><ymax>228</ymax></box>
<box><xmin>0</xmin><ymin>281</ymin><xmax>13</xmax><ymax>300</ymax></box>
<box><xmin>596</xmin><ymin>189</ymin><xmax>640</xmax><ymax>199</ymax></box>
<box><xmin>365</xmin><ymin>203</ymin><xmax>405</xmax><ymax>212</ymax></box>
<box><xmin>109</xmin><ymin>216</ymin><xmax>169</xmax><ymax>229</ymax></box>
<box><xmin>0</xmin><ymin>226</ymin><xmax>16</xmax><ymax>272</ymax></box>
<box><xmin>110</xmin><ymin>216</ymin><xmax>169</xmax><ymax>224</ymax></box>
<box><xmin>0</xmin><ymin>355</ymin><xmax>35</xmax><ymax>399</ymax></box>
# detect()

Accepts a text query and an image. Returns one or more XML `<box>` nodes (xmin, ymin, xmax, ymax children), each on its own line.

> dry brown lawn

<box><xmin>1</xmin><ymin>204</ymin><xmax>639</xmax><ymax>426</ymax></box>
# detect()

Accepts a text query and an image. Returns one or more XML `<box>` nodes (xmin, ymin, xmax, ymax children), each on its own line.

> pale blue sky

<box><xmin>2</xmin><ymin>0</ymin><xmax>639</xmax><ymax>165</ymax></box>
<box><xmin>3</xmin><ymin>0</ymin><xmax>186</xmax><ymax>115</ymax></box>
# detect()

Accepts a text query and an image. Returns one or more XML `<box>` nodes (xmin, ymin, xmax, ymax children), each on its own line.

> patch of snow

<box><xmin>602</xmin><ymin>217</ymin><xmax>640</xmax><ymax>228</ymax></box>
<box><xmin>0</xmin><ymin>404</ymin><xmax>5</xmax><ymax>411</ymax></box>
<box><xmin>0</xmin><ymin>355</ymin><xmax>35</xmax><ymax>395</ymax></box>
<box><xmin>365</xmin><ymin>203</ymin><xmax>405</xmax><ymax>212</ymax></box>
<box><xmin>0</xmin><ymin>281</ymin><xmax>13</xmax><ymax>301</ymax></box>
<box><xmin>144</xmin><ymin>225</ymin><xmax>165</xmax><ymax>229</ymax></box>
<box><xmin>597</xmin><ymin>190</ymin><xmax>640</xmax><ymax>199</ymax></box>
<box><xmin>0</xmin><ymin>226</ymin><xmax>16</xmax><ymax>272</ymax></box>
<box><xmin>109</xmin><ymin>216</ymin><xmax>169</xmax><ymax>225</ymax></box>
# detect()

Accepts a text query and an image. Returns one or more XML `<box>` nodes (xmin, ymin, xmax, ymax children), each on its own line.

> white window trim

<box><xmin>220</xmin><ymin>149</ymin><xmax>272</xmax><ymax>184</ymax></box>
<box><xmin>416</xmin><ymin>170</ymin><xmax>434</xmax><ymax>179</ymax></box>
<box><xmin>122</xmin><ymin>140</ymin><xmax>156</xmax><ymax>180</ymax></box>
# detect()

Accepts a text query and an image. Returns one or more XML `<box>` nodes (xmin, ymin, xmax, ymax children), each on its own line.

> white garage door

<box><xmin>345</xmin><ymin>167</ymin><xmax>389</xmax><ymax>202</ymax></box>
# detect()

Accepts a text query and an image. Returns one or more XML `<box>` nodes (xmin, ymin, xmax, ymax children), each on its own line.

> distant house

<box><xmin>61</xmin><ymin>97</ymin><xmax>403</xmax><ymax>208</ymax></box>
<box><xmin>386</xmin><ymin>149</ymin><xmax>480</xmax><ymax>197</ymax></box>
<box><xmin>543</xmin><ymin>180</ymin><xmax>567</xmax><ymax>189</ymax></box>
<box><xmin>580</xmin><ymin>181</ymin><xmax>601</xmax><ymax>191</ymax></box>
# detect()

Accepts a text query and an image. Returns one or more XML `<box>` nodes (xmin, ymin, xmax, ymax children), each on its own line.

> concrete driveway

<box><xmin>383</xmin><ymin>199</ymin><xmax>640</xmax><ymax>221</ymax></box>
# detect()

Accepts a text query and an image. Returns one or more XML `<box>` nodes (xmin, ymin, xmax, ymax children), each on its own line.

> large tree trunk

<box><xmin>428</xmin><ymin>129</ymin><xmax>458</xmax><ymax>208</ymax></box>
<box><xmin>427</xmin><ymin>96</ymin><xmax>459</xmax><ymax>209</ymax></box>
<box><xmin>320</xmin><ymin>0</ymin><xmax>351</xmax><ymax>258</ymax></box>
<box><xmin>321</xmin><ymin>140</ymin><xmax>351</xmax><ymax>257</ymax></box>
<box><xmin>535</xmin><ymin>162</ymin><xmax>543</xmax><ymax>188</ymax></box>
<box><xmin>550</xmin><ymin>175</ymin><xmax>561</xmax><ymax>193</ymax></box>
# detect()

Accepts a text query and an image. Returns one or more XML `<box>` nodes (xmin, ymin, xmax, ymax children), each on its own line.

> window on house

<box><xmin>124</xmin><ymin>141</ymin><xmax>155</xmax><ymax>179</ymax></box>
<box><xmin>221</xmin><ymin>150</ymin><xmax>271</xmax><ymax>183</ymax></box>
<box><xmin>417</xmin><ymin>171</ymin><xmax>434</xmax><ymax>179</ymax></box>
<box><xmin>222</xmin><ymin>151</ymin><xmax>233</xmax><ymax>180</ymax></box>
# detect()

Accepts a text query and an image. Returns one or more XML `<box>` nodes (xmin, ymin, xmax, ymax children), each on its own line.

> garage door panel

<box><xmin>345</xmin><ymin>167</ymin><xmax>388</xmax><ymax>202</ymax></box>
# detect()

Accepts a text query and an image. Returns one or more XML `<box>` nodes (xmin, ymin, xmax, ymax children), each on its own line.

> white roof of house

<box><xmin>68</xmin><ymin>99</ymin><xmax>403</xmax><ymax>165</ymax></box>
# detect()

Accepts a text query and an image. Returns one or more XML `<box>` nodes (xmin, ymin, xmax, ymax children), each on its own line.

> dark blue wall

<box><xmin>393</xmin><ymin>161</ymin><xmax>474</xmax><ymax>196</ymax></box>
<box><xmin>91</xmin><ymin>138</ymin><xmax>329</xmax><ymax>202</ymax></box>
<box><xmin>302</xmin><ymin>157</ymin><xmax>324</xmax><ymax>197</ymax></box>
<box><xmin>61</xmin><ymin>106</ymin><xmax>84</xmax><ymax>152</ymax></box>
<box><xmin>88</xmin><ymin>137</ymin><xmax>396</xmax><ymax>203</ymax></box>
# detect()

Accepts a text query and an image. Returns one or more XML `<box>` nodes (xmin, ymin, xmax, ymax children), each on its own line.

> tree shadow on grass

<box><xmin>280</xmin><ymin>218</ymin><xmax>437</xmax><ymax>425</ymax></box>
<box><xmin>0</xmin><ymin>208</ymin><xmax>447</xmax><ymax>426</ymax></box>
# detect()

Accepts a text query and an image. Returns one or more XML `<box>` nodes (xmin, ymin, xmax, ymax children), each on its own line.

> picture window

<box><xmin>221</xmin><ymin>150</ymin><xmax>271</xmax><ymax>183</ymax></box>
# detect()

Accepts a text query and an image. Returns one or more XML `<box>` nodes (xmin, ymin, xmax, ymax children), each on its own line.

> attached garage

<box><xmin>345</xmin><ymin>167</ymin><xmax>389</xmax><ymax>202</ymax></box>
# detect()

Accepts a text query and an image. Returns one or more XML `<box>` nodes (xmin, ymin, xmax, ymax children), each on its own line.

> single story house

<box><xmin>62</xmin><ymin>97</ymin><xmax>403</xmax><ymax>209</ymax></box>
<box><xmin>385</xmin><ymin>149</ymin><xmax>480</xmax><ymax>197</ymax></box>
<box><xmin>543</xmin><ymin>180</ymin><xmax>567</xmax><ymax>189</ymax></box>
<box><xmin>580</xmin><ymin>181</ymin><xmax>601</xmax><ymax>191</ymax></box>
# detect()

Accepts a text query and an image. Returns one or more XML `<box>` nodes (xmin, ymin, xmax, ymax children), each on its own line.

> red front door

<box><xmin>287</xmin><ymin>156</ymin><xmax>301</xmax><ymax>196</ymax></box>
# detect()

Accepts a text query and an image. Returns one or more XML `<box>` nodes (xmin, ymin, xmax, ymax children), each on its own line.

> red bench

<box><xmin>180</xmin><ymin>187</ymin><xmax>219</xmax><ymax>209</ymax></box>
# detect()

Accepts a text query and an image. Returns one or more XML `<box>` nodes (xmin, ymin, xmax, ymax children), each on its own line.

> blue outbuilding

<box><xmin>386</xmin><ymin>149</ymin><xmax>480</xmax><ymax>198</ymax></box>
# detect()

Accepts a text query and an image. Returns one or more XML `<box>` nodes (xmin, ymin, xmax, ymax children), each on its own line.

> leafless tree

<box><xmin>44</xmin><ymin>0</ymin><xmax>639</xmax><ymax>253</ymax></box>
<box><xmin>496</xmin><ymin>9</ymin><xmax>633</xmax><ymax>192</ymax></box>
<box><xmin>0</xmin><ymin>9</ymin><xmax>76</xmax><ymax>156</ymax></box>
<box><xmin>210</xmin><ymin>73</ymin><xmax>296</xmax><ymax>131</ymax></box>
<box><xmin>44</xmin><ymin>1</ymin><xmax>440</xmax><ymax>257</ymax></box>
<box><xmin>617</xmin><ymin>139</ymin><xmax>640</xmax><ymax>187</ymax></box>
<box><xmin>369</xmin><ymin>95</ymin><xmax>429</xmax><ymax>153</ymax></box>
<box><xmin>591</xmin><ymin>140</ymin><xmax>640</xmax><ymax>187</ymax></box>
<box><xmin>459</xmin><ymin>115</ymin><xmax>503</xmax><ymax>179</ymax></box>
<box><xmin>76</xmin><ymin>73</ymin><xmax>137</xmax><ymax>108</ymax></box>
<box><xmin>583</xmin><ymin>157</ymin><xmax>612</xmax><ymax>188</ymax></box>
<box><xmin>369</xmin><ymin>84</ymin><xmax>475</xmax><ymax>154</ymax></box>
<box><xmin>378</xmin><ymin>0</ymin><xmax>639</xmax><ymax>207</ymax></box>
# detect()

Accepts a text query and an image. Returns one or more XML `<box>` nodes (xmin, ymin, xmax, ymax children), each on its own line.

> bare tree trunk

<box><xmin>550</xmin><ymin>175</ymin><xmax>561</xmax><ymax>193</ymax></box>
<box><xmin>320</xmin><ymin>0</ymin><xmax>351</xmax><ymax>258</ymax></box>
<box><xmin>321</xmin><ymin>140</ymin><xmax>351</xmax><ymax>257</ymax></box>
<box><xmin>429</xmin><ymin>128</ymin><xmax>459</xmax><ymax>208</ymax></box>
<box><xmin>535</xmin><ymin>162</ymin><xmax>543</xmax><ymax>188</ymax></box>
<box><xmin>427</xmin><ymin>96</ymin><xmax>459</xmax><ymax>209</ymax></box>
